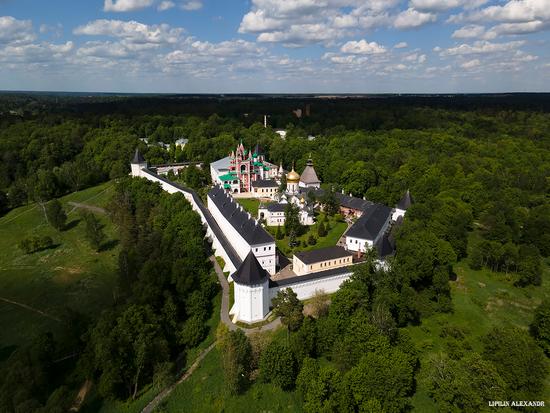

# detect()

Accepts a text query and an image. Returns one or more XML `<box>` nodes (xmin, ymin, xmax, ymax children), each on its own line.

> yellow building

<box><xmin>293</xmin><ymin>246</ymin><xmax>353</xmax><ymax>276</ymax></box>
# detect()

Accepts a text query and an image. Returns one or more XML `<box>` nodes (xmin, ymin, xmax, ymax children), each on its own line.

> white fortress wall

<box><xmin>269</xmin><ymin>270</ymin><xmax>354</xmax><ymax>302</ymax></box>
<box><xmin>234</xmin><ymin>280</ymin><xmax>270</xmax><ymax>323</ymax></box>
<box><xmin>207</xmin><ymin>193</ymin><xmax>251</xmax><ymax>262</ymax></box>
<box><xmin>250</xmin><ymin>241</ymin><xmax>277</xmax><ymax>275</ymax></box>
<box><xmin>134</xmin><ymin>168</ymin><xmax>240</xmax><ymax>274</ymax></box>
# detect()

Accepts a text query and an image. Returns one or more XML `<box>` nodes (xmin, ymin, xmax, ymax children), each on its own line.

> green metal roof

<box><xmin>223</xmin><ymin>183</ymin><xmax>231</xmax><ymax>189</ymax></box>
<box><xmin>219</xmin><ymin>173</ymin><xmax>237</xmax><ymax>182</ymax></box>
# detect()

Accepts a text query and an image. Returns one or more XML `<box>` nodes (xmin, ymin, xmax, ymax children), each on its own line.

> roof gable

<box><xmin>208</xmin><ymin>185</ymin><xmax>274</xmax><ymax>245</ymax></box>
<box><xmin>397</xmin><ymin>190</ymin><xmax>413</xmax><ymax>210</ymax></box>
<box><xmin>346</xmin><ymin>203</ymin><xmax>392</xmax><ymax>241</ymax></box>
<box><xmin>131</xmin><ymin>148</ymin><xmax>145</xmax><ymax>164</ymax></box>
<box><xmin>232</xmin><ymin>251</ymin><xmax>269</xmax><ymax>285</ymax></box>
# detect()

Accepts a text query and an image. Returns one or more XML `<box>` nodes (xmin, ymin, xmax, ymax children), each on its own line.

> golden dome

<box><xmin>300</xmin><ymin>197</ymin><xmax>305</xmax><ymax>204</ymax></box>
<box><xmin>287</xmin><ymin>168</ymin><xmax>300</xmax><ymax>183</ymax></box>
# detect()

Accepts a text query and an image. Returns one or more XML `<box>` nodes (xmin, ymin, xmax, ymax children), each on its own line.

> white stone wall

<box><xmin>346</xmin><ymin>235</ymin><xmax>373</xmax><ymax>252</ymax></box>
<box><xmin>250</xmin><ymin>241</ymin><xmax>277</xmax><ymax>275</ymax></box>
<box><xmin>207</xmin><ymin>192</ymin><xmax>276</xmax><ymax>274</ymax></box>
<box><xmin>234</xmin><ymin>280</ymin><xmax>270</xmax><ymax>323</ymax></box>
<box><xmin>269</xmin><ymin>270</ymin><xmax>353</xmax><ymax>302</ymax></box>
<box><xmin>207</xmin><ymin>194</ymin><xmax>251</xmax><ymax>261</ymax></box>
<box><xmin>252</xmin><ymin>186</ymin><xmax>278</xmax><ymax>199</ymax></box>
<box><xmin>392</xmin><ymin>208</ymin><xmax>405</xmax><ymax>222</ymax></box>
<box><xmin>258</xmin><ymin>208</ymin><xmax>285</xmax><ymax>226</ymax></box>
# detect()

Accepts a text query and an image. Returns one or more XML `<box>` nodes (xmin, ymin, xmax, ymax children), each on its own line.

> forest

<box><xmin>0</xmin><ymin>93</ymin><xmax>549</xmax><ymax>412</ymax></box>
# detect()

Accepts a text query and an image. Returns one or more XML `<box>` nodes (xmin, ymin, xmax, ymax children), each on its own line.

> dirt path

<box><xmin>209</xmin><ymin>256</ymin><xmax>281</xmax><ymax>334</ymax></box>
<box><xmin>0</xmin><ymin>205</ymin><xmax>38</xmax><ymax>226</ymax></box>
<box><xmin>141</xmin><ymin>342</ymin><xmax>216</xmax><ymax>413</ymax></box>
<box><xmin>0</xmin><ymin>297</ymin><xmax>61</xmax><ymax>322</ymax></box>
<box><xmin>67</xmin><ymin>202</ymin><xmax>107</xmax><ymax>215</ymax></box>
<box><xmin>70</xmin><ymin>379</ymin><xmax>92</xmax><ymax>412</ymax></box>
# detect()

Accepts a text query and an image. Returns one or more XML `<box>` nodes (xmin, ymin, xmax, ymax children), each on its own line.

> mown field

<box><xmin>0</xmin><ymin>182</ymin><xmax>118</xmax><ymax>351</ymax></box>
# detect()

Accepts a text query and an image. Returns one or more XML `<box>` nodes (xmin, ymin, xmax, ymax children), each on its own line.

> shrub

<box><xmin>18</xmin><ymin>236</ymin><xmax>54</xmax><ymax>254</ymax></box>
<box><xmin>45</xmin><ymin>199</ymin><xmax>67</xmax><ymax>231</ymax></box>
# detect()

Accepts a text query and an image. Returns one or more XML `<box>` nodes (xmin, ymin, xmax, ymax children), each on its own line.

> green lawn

<box><xmin>0</xmin><ymin>182</ymin><xmax>118</xmax><ymax>350</ymax></box>
<box><xmin>235</xmin><ymin>198</ymin><xmax>260</xmax><ymax>217</ymax></box>
<box><xmin>268</xmin><ymin>213</ymin><xmax>348</xmax><ymax>256</ymax></box>
<box><xmin>407</xmin><ymin>258</ymin><xmax>550</xmax><ymax>412</ymax></box>
<box><xmin>161</xmin><ymin>329</ymin><xmax>303</xmax><ymax>413</ymax></box>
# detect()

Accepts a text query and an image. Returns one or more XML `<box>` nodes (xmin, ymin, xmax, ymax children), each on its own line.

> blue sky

<box><xmin>0</xmin><ymin>0</ymin><xmax>549</xmax><ymax>93</ymax></box>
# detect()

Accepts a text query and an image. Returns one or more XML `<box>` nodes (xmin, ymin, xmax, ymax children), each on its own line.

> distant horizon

<box><xmin>2</xmin><ymin>90</ymin><xmax>550</xmax><ymax>97</ymax></box>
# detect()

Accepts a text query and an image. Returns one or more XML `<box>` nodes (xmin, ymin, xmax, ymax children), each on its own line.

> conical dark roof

<box><xmin>232</xmin><ymin>251</ymin><xmax>269</xmax><ymax>286</ymax></box>
<box><xmin>131</xmin><ymin>148</ymin><xmax>145</xmax><ymax>164</ymax></box>
<box><xmin>397</xmin><ymin>190</ymin><xmax>413</xmax><ymax>210</ymax></box>
<box><xmin>300</xmin><ymin>159</ymin><xmax>320</xmax><ymax>185</ymax></box>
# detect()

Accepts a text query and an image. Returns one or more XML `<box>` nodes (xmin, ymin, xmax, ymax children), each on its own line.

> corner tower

<box><xmin>130</xmin><ymin>148</ymin><xmax>147</xmax><ymax>177</ymax></box>
<box><xmin>232</xmin><ymin>251</ymin><xmax>270</xmax><ymax>323</ymax></box>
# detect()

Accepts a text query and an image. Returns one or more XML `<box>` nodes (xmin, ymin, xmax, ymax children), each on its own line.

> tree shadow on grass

<box><xmin>32</xmin><ymin>243</ymin><xmax>61</xmax><ymax>254</ymax></box>
<box><xmin>0</xmin><ymin>345</ymin><xmax>17</xmax><ymax>363</ymax></box>
<box><xmin>98</xmin><ymin>239</ymin><xmax>119</xmax><ymax>252</ymax></box>
<box><xmin>63</xmin><ymin>219</ymin><xmax>81</xmax><ymax>231</ymax></box>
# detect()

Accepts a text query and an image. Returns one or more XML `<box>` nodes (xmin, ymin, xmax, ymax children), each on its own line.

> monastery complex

<box><xmin>131</xmin><ymin>144</ymin><xmax>411</xmax><ymax>323</ymax></box>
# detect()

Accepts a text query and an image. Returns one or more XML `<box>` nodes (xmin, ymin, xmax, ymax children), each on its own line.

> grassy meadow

<box><xmin>408</xmin><ymin>258</ymin><xmax>550</xmax><ymax>412</ymax></box>
<box><xmin>0</xmin><ymin>182</ymin><xmax>118</xmax><ymax>351</ymax></box>
<box><xmin>159</xmin><ymin>328</ymin><xmax>303</xmax><ymax>413</ymax></box>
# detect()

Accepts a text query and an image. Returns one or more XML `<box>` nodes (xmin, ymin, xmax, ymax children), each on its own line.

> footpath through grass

<box><xmin>0</xmin><ymin>182</ymin><xmax>118</xmax><ymax>350</ymax></box>
<box><xmin>407</xmin><ymin>259</ymin><xmax>550</xmax><ymax>412</ymax></box>
<box><xmin>90</xmin><ymin>293</ymin><xmax>222</xmax><ymax>413</ymax></box>
<box><xmin>160</xmin><ymin>328</ymin><xmax>303</xmax><ymax>413</ymax></box>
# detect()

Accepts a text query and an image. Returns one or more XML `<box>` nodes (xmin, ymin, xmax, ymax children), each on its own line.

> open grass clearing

<box><xmin>235</xmin><ymin>198</ymin><xmax>260</xmax><ymax>217</ymax></box>
<box><xmin>0</xmin><ymin>182</ymin><xmax>118</xmax><ymax>349</ymax></box>
<box><xmin>407</xmin><ymin>259</ymin><xmax>550</xmax><ymax>412</ymax></box>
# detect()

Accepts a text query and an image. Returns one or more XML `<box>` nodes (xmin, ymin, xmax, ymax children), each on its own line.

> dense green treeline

<box><xmin>0</xmin><ymin>95</ymin><xmax>549</xmax><ymax>412</ymax></box>
<box><xmin>0</xmin><ymin>178</ymin><xmax>218</xmax><ymax>411</ymax></box>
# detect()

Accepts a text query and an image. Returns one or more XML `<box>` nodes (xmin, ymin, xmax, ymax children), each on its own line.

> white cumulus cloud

<box><xmin>341</xmin><ymin>39</ymin><xmax>386</xmax><ymax>54</ymax></box>
<box><xmin>158</xmin><ymin>1</ymin><xmax>175</xmax><ymax>11</ymax></box>
<box><xmin>74</xmin><ymin>19</ymin><xmax>183</xmax><ymax>45</ymax></box>
<box><xmin>394</xmin><ymin>8</ymin><xmax>437</xmax><ymax>29</ymax></box>
<box><xmin>103</xmin><ymin>0</ymin><xmax>155</xmax><ymax>12</ymax></box>
<box><xmin>0</xmin><ymin>16</ymin><xmax>35</xmax><ymax>45</ymax></box>
<box><xmin>182</xmin><ymin>1</ymin><xmax>203</xmax><ymax>11</ymax></box>
<box><xmin>452</xmin><ymin>24</ymin><xmax>486</xmax><ymax>38</ymax></box>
